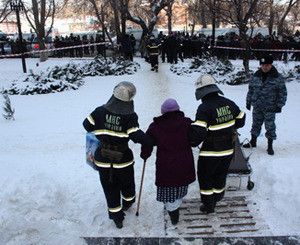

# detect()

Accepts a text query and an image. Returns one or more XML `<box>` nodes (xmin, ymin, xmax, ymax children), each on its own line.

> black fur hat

<box><xmin>260</xmin><ymin>54</ymin><xmax>273</xmax><ymax>64</ymax></box>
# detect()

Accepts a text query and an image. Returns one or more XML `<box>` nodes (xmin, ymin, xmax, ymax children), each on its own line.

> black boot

<box><xmin>113</xmin><ymin>219</ymin><xmax>123</xmax><ymax>229</ymax></box>
<box><xmin>122</xmin><ymin>203</ymin><xmax>133</xmax><ymax>211</ymax></box>
<box><xmin>200</xmin><ymin>204</ymin><xmax>215</xmax><ymax>214</ymax></box>
<box><xmin>267</xmin><ymin>139</ymin><xmax>274</xmax><ymax>155</ymax></box>
<box><xmin>243</xmin><ymin>135</ymin><xmax>257</xmax><ymax>148</ymax></box>
<box><xmin>168</xmin><ymin>209</ymin><xmax>179</xmax><ymax>225</ymax></box>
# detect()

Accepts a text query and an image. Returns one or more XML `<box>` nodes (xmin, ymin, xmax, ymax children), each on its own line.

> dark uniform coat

<box><xmin>83</xmin><ymin>105</ymin><xmax>151</xmax><ymax>222</ymax></box>
<box><xmin>147</xmin><ymin>38</ymin><xmax>161</xmax><ymax>70</ymax></box>
<box><xmin>190</xmin><ymin>93</ymin><xmax>246</xmax><ymax>211</ymax></box>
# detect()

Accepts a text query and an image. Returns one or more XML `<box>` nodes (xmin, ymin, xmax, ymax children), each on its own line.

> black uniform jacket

<box><xmin>189</xmin><ymin>94</ymin><xmax>246</xmax><ymax>157</ymax></box>
<box><xmin>83</xmin><ymin>106</ymin><xmax>150</xmax><ymax>169</ymax></box>
<box><xmin>147</xmin><ymin>39</ymin><xmax>161</xmax><ymax>56</ymax></box>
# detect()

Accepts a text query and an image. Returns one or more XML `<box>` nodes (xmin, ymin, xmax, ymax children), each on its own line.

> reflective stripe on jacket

<box><xmin>190</xmin><ymin>94</ymin><xmax>246</xmax><ymax>157</ymax></box>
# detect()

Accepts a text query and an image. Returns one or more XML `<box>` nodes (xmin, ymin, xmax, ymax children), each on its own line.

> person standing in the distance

<box><xmin>147</xmin><ymin>35</ymin><xmax>161</xmax><ymax>72</ymax></box>
<box><xmin>243</xmin><ymin>54</ymin><xmax>287</xmax><ymax>155</ymax></box>
<box><xmin>140</xmin><ymin>99</ymin><xmax>195</xmax><ymax>225</ymax></box>
<box><xmin>82</xmin><ymin>82</ymin><xmax>153</xmax><ymax>229</ymax></box>
<box><xmin>189</xmin><ymin>75</ymin><xmax>246</xmax><ymax>213</ymax></box>
<box><xmin>120</xmin><ymin>34</ymin><xmax>133</xmax><ymax>61</ymax></box>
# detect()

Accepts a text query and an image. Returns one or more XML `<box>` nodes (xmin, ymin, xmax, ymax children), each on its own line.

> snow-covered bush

<box><xmin>81</xmin><ymin>56</ymin><xmax>140</xmax><ymax>76</ymax></box>
<box><xmin>2</xmin><ymin>56</ymin><xmax>140</xmax><ymax>95</ymax></box>
<box><xmin>171</xmin><ymin>56</ymin><xmax>300</xmax><ymax>85</ymax></box>
<box><xmin>285</xmin><ymin>65</ymin><xmax>300</xmax><ymax>82</ymax></box>
<box><xmin>2</xmin><ymin>64</ymin><xmax>84</xmax><ymax>95</ymax></box>
<box><xmin>170</xmin><ymin>56</ymin><xmax>245</xmax><ymax>84</ymax></box>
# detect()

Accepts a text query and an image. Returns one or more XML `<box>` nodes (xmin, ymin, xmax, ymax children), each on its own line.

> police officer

<box><xmin>243</xmin><ymin>54</ymin><xmax>287</xmax><ymax>155</ymax></box>
<box><xmin>83</xmin><ymin>81</ymin><xmax>153</xmax><ymax>229</ymax></box>
<box><xmin>189</xmin><ymin>75</ymin><xmax>246</xmax><ymax>213</ymax></box>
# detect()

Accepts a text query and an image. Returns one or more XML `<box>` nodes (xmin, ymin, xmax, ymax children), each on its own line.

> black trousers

<box><xmin>149</xmin><ymin>55</ymin><xmax>158</xmax><ymax>69</ymax></box>
<box><xmin>98</xmin><ymin>165</ymin><xmax>136</xmax><ymax>221</ymax></box>
<box><xmin>197</xmin><ymin>155</ymin><xmax>233</xmax><ymax>211</ymax></box>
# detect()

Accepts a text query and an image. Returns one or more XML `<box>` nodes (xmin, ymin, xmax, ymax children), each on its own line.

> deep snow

<box><xmin>0</xmin><ymin>57</ymin><xmax>299</xmax><ymax>245</ymax></box>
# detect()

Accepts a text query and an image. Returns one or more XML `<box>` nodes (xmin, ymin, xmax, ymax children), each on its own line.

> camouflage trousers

<box><xmin>251</xmin><ymin>107</ymin><xmax>276</xmax><ymax>140</ymax></box>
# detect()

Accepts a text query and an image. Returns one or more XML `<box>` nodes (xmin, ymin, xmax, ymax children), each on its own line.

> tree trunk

<box><xmin>241</xmin><ymin>35</ymin><xmax>251</xmax><ymax>75</ymax></box>
<box><xmin>200</xmin><ymin>1</ymin><xmax>207</xmax><ymax>28</ymax></box>
<box><xmin>167</xmin><ymin>3</ymin><xmax>173</xmax><ymax>34</ymax></box>
<box><xmin>110</xmin><ymin>0</ymin><xmax>121</xmax><ymax>40</ymax></box>
<box><xmin>38</xmin><ymin>40</ymin><xmax>48</xmax><ymax>62</ymax></box>
<box><xmin>268</xmin><ymin>0</ymin><xmax>274</xmax><ymax>35</ymax></box>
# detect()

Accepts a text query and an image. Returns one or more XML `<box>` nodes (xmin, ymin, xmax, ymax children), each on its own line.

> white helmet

<box><xmin>195</xmin><ymin>74</ymin><xmax>223</xmax><ymax>100</ymax></box>
<box><xmin>113</xmin><ymin>81</ymin><xmax>136</xmax><ymax>101</ymax></box>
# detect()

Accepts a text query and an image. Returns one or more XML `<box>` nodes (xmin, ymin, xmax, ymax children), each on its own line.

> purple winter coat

<box><xmin>141</xmin><ymin>111</ymin><xmax>195</xmax><ymax>187</ymax></box>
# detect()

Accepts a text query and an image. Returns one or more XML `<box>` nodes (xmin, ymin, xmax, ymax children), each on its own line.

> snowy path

<box><xmin>0</xmin><ymin>57</ymin><xmax>299</xmax><ymax>245</ymax></box>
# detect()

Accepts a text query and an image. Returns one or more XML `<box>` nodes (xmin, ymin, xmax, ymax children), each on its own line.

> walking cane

<box><xmin>136</xmin><ymin>160</ymin><xmax>146</xmax><ymax>216</ymax></box>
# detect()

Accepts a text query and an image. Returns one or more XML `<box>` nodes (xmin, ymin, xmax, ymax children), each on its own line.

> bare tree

<box><xmin>289</xmin><ymin>0</ymin><xmax>299</xmax><ymax>34</ymax></box>
<box><xmin>268</xmin><ymin>0</ymin><xmax>275</xmax><ymax>35</ymax></box>
<box><xmin>0</xmin><ymin>0</ymin><xmax>12</xmax><ymax>23</ymax></box>
<box><xmin>126</xmin><ymin>0</ymin><xmax>175</xmax><ymax>37</ymax></box>
<box><xmin>216</xmin><ymin>0</ymin><xmax>260</xmax><ymax>74</ymax></box>
<box><xmin>276</xmin><ymin>0</ymin><xmax>299</xmax><ymax>35</ymax></box>
<box><xmin>109</xmin><ymin>0</ymin><xmax>121</xmax><ymax>38</ymax></box>
<box><xmin>23</xmin><ymin>0</ymin><xmax>56</xmax><ymax>62</ymax></box>
<box><xmin>89</xmin><ymin>0</ymin><xmax>113</xmax><ymax>42</ymax></box>
<box><xmin>162</xmin><ymin>1</ymin><xmax>174</xmax><ymax>34</ymax></box>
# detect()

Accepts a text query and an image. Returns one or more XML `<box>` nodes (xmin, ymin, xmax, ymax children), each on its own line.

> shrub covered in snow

<box><xmin>171</xmin><ymin>56</ymin><xmax>299</xmax><ymax>85</ymax></box>
<box><xmin>81</xmin><ymin>56</ymin><xmax>140</xmax><ymax>76</ymax></box>
<box><xmin>170</xmin><ymin>56</ymin><xmax>248</xmax><ymax>84</ymax></box>
<box><xmin>2</xmin><ymin>56</ymin><xmax>140</xmax><ymax>95</ymax></box>
<box><xmin>285</xmin><ymin>65</ymin><xmax>300</xmax><ymax>82</ymax></box>
<box><xmin>2</xmin><ymin>64</ymin><xmax>85</xmax><ymax>95</ymax></box>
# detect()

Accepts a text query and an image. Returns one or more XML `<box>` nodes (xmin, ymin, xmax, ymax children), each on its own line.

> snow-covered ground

<box><xmin>0</xmin><ymin>57</ymin><xmax>299</xmax><ymax>245</ymax></box>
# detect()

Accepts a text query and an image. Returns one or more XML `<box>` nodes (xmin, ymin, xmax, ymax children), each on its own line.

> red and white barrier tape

<box><xmin>0</xmin><ymin>41</ymin><xmax>119</xmax><ymax>58</ymax></box>
<box><xmin>211</xmin><ymin>45</ymin><xmax>300</xmax><ymax>52</ymax></box>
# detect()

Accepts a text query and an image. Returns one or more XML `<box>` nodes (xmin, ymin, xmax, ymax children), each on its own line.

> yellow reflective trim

<box><xmin>127</xmin><ymin>127</ymin><xmax>139</xmax><ymax>134</ymax></box>
<box><xmin>200</xmin><ymin>189</ymin><xmax>214</xmax><ymax>195</ymax></box>
<box><xmin>236</xmin><ymin>111</ymin><xmax>245</xmax><ymax>119</ymax></box>
<box><xmin>94</xmin><ymin>160</ymin><xmax>134</xmax><ymax>168</ymax></box>
<box><xmin>109</xmin><ymin>206</ymin><xmax>122</xmax><ymax>213</ymax></box>
<box><xmin>122</xmin><ymin>195</ymin><xmax>135</xmax><ymax>201</ymax></box>
<box><xmin>199</xmin><ymin>149</ymin><xmax>234</xmax><ymax>157</ymax></box>
<box><xmin>94</xmin><ymin>161</ymin><xmax>110</xmax><ymax>168</ymax></box>
<box><xmin>94</xmin><ymin>129</ymin><xmax>128</xmax><ymax>138</ymax></box>
<box><xmin>208</xmin><ymin>120</ymin><xmax>235</xmax><ymax>131</ymax></box>
<box><xmin>87</xmin><ymin>115</ymin><xmax>95</xmax><ymax>125</ymax></box>
<box><xmin>191</xmin><ymin>120</ymin><xmax>207</xmax><ymax>128</ymax></box>
<box><xmin>213</xmin><ymin>187</ymin><xmax>225</xmax><ymax>193</ymax></box>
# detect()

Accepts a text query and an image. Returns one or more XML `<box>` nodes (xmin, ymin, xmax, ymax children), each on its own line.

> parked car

<box><xmin>31</xmin><ymin>36</ymin><xmax>54</xmax><ymax>56</ymax></box>
<box><xmin>3</xmin><ymin>42</ymin><xmax>12</xmax><ymax>55</ymax></box>
<box><xmin>0</xmin><ymin>30</ymin><xmax>7</xmax><ymax>39</ymax></box>
<box><xmin>12</xmin><ymin>33</ymin><xmax>36</xmax><ymax>42</ymax></box>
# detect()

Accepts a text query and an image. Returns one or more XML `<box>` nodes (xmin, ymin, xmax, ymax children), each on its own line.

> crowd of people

<box><xmin>0</xmin><ymin>32</ymin><xmax>108</xmax><ymax>57</ymax></box>
<box><xmin>138</xmin><ymin>30</ymin><xmax>300</xmax><ymax>66</ymax></box>
<box><xmin>1</xmin><ymin>30</ymin><xmax>300</xmax><ymax>63</ymax></box>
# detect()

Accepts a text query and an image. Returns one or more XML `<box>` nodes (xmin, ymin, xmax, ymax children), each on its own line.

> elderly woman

<box><xmin>141</xmin><ymin>98</ymin><xmax>195</xmax><ymax>225</ymax></box>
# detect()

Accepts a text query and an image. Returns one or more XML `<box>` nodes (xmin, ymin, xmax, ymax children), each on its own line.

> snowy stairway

<box><xmin>164</xmin><ymin>195</ymin><xmax>270</xmax><ymax>237</ymax></box>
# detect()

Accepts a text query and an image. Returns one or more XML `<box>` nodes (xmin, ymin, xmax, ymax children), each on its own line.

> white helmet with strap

<box><xmin>113</xmin><ymin>81</ymin><xmax>136</xmax><ymax>102</ymax></box>
<box><xmin>195</xmin><ymin>74</ymin><xmax>223</xmax><ymax>100</ymax></box>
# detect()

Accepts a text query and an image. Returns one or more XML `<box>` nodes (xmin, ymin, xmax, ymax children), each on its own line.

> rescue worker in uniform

<box><xmin>243</xmin><ymin>54</ymin><xmax>287</xmax><ymax>155</ymax></box>
<box><xmin>189</xmin><ymin>75</ymin><xmax>246</xmax><ymax>213</ymax></box>
<box><xmin>83</xmin><ymin>81</ymin><xmax>153</xmax><ymax>229</ymax></box>
<box><xmin>147</xmin><ymin>35</ymin><xmax>161</xmax><ymax>72</ymax></box>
